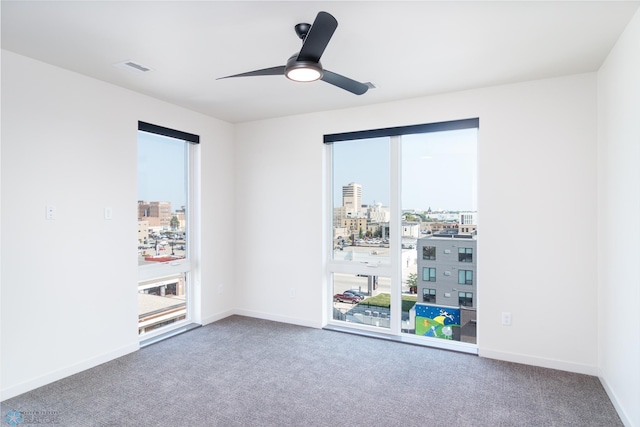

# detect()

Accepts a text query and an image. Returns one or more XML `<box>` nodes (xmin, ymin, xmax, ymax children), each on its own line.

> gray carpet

<box><xmin>1</xmin><ymin>316</ymin><xmax>622</xmax><ymax>426</ymax></box>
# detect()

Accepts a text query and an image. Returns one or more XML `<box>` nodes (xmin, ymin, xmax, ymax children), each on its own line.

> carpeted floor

<box><xmin>1</xmin><ymin>315</ymin><xmax>622</xmax><ymax>426</ymax></box>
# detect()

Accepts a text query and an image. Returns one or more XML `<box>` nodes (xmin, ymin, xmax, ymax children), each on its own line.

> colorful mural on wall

<box><xmin>415</xmin><ymin>304</ymin><xmax>461</xmax><ymax>340</ymax></box>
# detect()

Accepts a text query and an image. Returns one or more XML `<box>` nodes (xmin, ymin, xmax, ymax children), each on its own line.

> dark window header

<box><xmin>138</xmin><ymin>121</ymin><xmax>200</xmax><ymax>144</ymax></box>
<box><xmin>324</xmin><ymin>118</ymin><xmax>479</xmax><ymax>144</ymax></box>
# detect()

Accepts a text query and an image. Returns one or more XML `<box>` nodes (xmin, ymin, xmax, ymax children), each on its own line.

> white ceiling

<box><xmin>2</xmin><ymin>1</ymin><xmax>638</xmax><ymax>123</ymax></box>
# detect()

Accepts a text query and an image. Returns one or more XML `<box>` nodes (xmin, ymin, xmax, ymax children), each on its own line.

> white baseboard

<box><xmin>233</xmin><ymin>308</ymin><xmax>323</xmax><ymax>329</ymax></box>
<box><xmin>599</xmin><ymin>371</ymin><xmax>633</xmax><ymax>427</ymax></box>
<box><xmin>1</xmin><ymin>342</ymin><xmax>139</xmax><ymax>402</ymax></box>
<box><xmin>479</xmin><ymin>348</ymin><xmax>598</xmax><ymax>376</ymax></box>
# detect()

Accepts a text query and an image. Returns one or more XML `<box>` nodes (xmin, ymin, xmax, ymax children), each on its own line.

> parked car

<box><xmin>333</xmin><ymin>291</ymin><xmax>363</xmax><ymax>304</ymax></box>
<box><xmin>345</xmin><ymin>289</ymin><xmax>367</xmax><ymax>299</ymax></box>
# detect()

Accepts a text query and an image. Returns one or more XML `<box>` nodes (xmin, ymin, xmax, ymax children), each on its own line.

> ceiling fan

<box><xmin>218</xmin><ymin>11</ymin><xmax>369</xmax><ymax>95</ymax></box>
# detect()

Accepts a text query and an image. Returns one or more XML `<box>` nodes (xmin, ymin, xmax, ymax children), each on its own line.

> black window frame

<box><xmin>423</xmin><ymin>267</ymin><xmax>436</xmax><ymax>282</ymax></box>
<box><xmin>458</xmin><ymin>269</ymin><xmax>473</xmax><ymax>285</ymax></box>
<box><xmin>423</xmin><ymin>246</ymin><xmax>436</xmax><ymax>260</ymax></box>
<box><xmin>458</xmin><ymin>247</ymin><xmax>473</xmax><ymax>263</ymax></box>
<box><xmin>459</xmin><ymin>292</ymin><xmax>473</xmax><ymax>307</ymax></box>
<box><xmin>423</xmin><ymin>288</ymin><xmax>436</xmax><ymax>303</ymax></box>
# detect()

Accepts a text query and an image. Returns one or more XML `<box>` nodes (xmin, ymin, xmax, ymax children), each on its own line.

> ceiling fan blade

<box><xmin>218</xmin><ymin>66</ymin><xmax>285</xmax><ymax>79</ymax></box>
<box><xmin>297</xmin><ymin>11</ymin><xmax>338</xmax><ymax>62</ymax></box>
<box><xmin>321</xmin><ymin>70</ymin><xmax>369</xmax><ymax>95</ymax></box>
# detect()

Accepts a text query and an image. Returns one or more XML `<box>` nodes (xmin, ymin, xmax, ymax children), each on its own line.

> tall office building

<box><xmin>342</xmin><ymin>182</ymin><xmax>362</xmax><ymax>212</ymax></box>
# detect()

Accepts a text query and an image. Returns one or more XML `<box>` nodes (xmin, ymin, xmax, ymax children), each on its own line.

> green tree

<box><xmin>407</xmin><ymin>272</ymin><xmax>418</xmax><ymax>294</ymax></box>
<box><xmin>170</xmin><ymin>215</ymin><xmax>180</xmax><ymax>230</ymax></box>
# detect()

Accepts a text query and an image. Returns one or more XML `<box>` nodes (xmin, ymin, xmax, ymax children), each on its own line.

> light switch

<box><xmin>502</xmin><ymin>312</ymin><xmax>512</xmax><ymax>326</ymax></box>
<box><xmin>104</xmin><ymin>207</ymin><xmax>113</xmax><ymax>220</ymax></box>
<box><xmin>46</xmin><ymin>205</ymin><xmax>56</xmax><ymax>220</ymax></box>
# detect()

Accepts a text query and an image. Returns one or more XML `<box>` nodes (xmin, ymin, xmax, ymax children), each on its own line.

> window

<box><xmin>458</xmin><ymin>247</ymin><xmax>473</xmax><ymax>262</ymax></box>
<box><xmin>423</xmin><ymin>288</ymin><xmax>436</xmax><ymax>303</ymax></box>
<box><xmin>326</xmin><ymin>118</ymin><xmax>478</xmax><ymax>348</ymax></box>
<box><xmin>423</xmin><ymin>267</ymin><xmax>436</xmax><ymax>282</ymax></box>
<box><xmin>458</xmin><ymin>270</ymin><xmax>473</xmax><ymax>285</ymax></box>
<box><xmin>137</xmin><ymin>122</ymin><xmax>199</xmax><ymax>339</ymax></box>
<box><xmin>423</xmin><ymin>246</ymin><xmax>436</xmax><ymax>260</ymax></box>
<box><xmin>459</xmin><ymin>292</ymin><xmax>473</xmax><ymax>307</ymax></box>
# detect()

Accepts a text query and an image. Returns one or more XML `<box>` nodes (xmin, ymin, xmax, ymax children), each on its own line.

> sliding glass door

<box><xmin>326</xmin><ymin>119</ymin><xmax>478</xmax><ymax>351</ymax></box>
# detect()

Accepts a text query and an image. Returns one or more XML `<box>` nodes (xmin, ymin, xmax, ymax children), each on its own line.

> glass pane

<box><xmin>137</xmin><ymin>129</ymin><xmax>191</xmax><ymax>337</ymax></box>
<box><xmin>138</xmin><ymin>131</ymin><xmax>188</xmax><ymax>266</ymax></box>
<box><xmin>331</xmin><ymin>138</ymin><xmax>390</xmax><ymax>266</ymax></box>
<box><xmin>138</xmin><ymin>273</ymin><xmax>187</xmax><ymax>335</ymax></box>
<box><xmin>332</xmin><ymin>273</ymin><xmax>391</xmax><ymax>329</ymax></box>
<box><xmin>401</xmin><ymin>128</ymin><xmax>477</xmax><ymax>343</ymax></box>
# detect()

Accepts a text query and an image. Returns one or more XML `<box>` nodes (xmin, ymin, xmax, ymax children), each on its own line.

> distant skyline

<box><xmin>138</xmin><ymin>131</ymin><xmax>187</xmax><ymax>211</ymax></box>
<box><xmin>332</xmin><ymin>128</ymin><xmax>477</xmax><ymax>212</ymax></box>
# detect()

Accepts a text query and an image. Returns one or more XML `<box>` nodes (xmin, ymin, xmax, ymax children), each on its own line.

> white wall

<box><xmin>235</xmin><ymin>73</ymin><xmax>599</xmax><ymax>374</ymax></box>
<box><xmin>0</xmin><ymin>50</ymin><xmax>236</xmax><ymax>400</ymax></box>
<box><xmin>597</xmin><ymin>8</ymin><xmax>640</xmax><ymax>427</ymax></box>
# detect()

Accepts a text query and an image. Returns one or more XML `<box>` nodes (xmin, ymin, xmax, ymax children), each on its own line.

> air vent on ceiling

<box><xmin>114</xmin><ymin>60</ymin><xmax>153</xmax><ymax>73</ymax></box>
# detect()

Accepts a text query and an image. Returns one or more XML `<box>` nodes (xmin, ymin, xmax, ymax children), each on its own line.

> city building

<box><xmin>366</xmin><ymin>202</ymin><xmax>390</xmax><ymax>223</ymax></box>
<box><xmin>342</xmin><ymin>182</ymin><xmax>362</xmax><ymax>213</ymax></box>
<box><xmin>340</xmin><ymin>216</ymin><xmax>368</xmax><ymax>236</ymax></box>
<box><xmin>138</xmin><ymin>201</ymin><xmax>172</xmax><ymax>228</ymax></box>
<box><xmin>459</xmin><ymin>212</ymin><xmax>477</xmax><ymax>225</ymax></box>
<box><xmin>415</xmin><ymin>235</ymin><xmax>478</xmax><ymax>343</ymax></box>
<box><xmin>137</xmin><ymin>220</ymin><xmax>149</xmax><ymax>245</ymax></box>
<box><xmin>428</xmin><ymin>221</ymin><xmax>459</xmax><ymax>235</ymax></box>
<box><xmin>416</xmin><ymin>235</ymin><xmax>477</xmax><ymax>308</ymax></box>
<box><xmin>333</xmin><ymin>205</ymin><xmax>359</xmax><ymax>224</ymax></box>
<box><xmin>379</xmin><ymin>221</ymin><xmax>422</xmax><ymax>240</ymax></box>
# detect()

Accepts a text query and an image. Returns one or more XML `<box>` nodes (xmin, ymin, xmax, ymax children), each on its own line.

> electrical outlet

<box><xmin>104</xmin><ymin>207</ymin><xmax>113</xmax><ymax>220</ymax></box>
<box><xmin>218</xmin><ymin>284</ymin><xmax>224</xmax><ymax>294</ymax></box>
<box><xmin>289</xmin><ymin>288</ymin><xmax>296</xmax><ymax>298</ymax></box>
<box><xmin>501</xmin><ymin>312</ymin><xmax>512</xmax><ymax>326</ymax></box>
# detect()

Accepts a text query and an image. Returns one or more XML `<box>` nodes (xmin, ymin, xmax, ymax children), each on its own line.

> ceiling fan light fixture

<box><xmin>285</xmin><ymin>56</ymin><xmax>323</xmax><ymax>82</ymax></box>
<box><xmin>286</xmin><ymin>66</ymin><xmax>322</xmax><ymax>82</ymax></box>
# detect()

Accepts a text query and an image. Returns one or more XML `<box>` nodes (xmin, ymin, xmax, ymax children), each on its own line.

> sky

<box><xmin>138</xmin><ymin>131</ymin><xmax>187</xmax><ymax>211</ymax></box>
<box><xmin>332</xmin><ymin>128</ymin><xmax>477</xmax><ymax>212</ymax></box>
<box><xmin>138</xmin><ymin>126</ymin><xmax>477</xmax><ymax>213</ymax></box>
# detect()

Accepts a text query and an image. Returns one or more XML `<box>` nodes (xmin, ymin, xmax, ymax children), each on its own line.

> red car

<box><xmin>333</xmin><ymin>291</ymin><xmax>363</xmax><ymax>304</ymax></box>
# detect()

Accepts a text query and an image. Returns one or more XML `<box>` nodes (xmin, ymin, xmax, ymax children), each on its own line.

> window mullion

<box><xmin>389</xmin><ymin>135</ymin><xmax>402</xmax><ymax>333</ymax></box>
